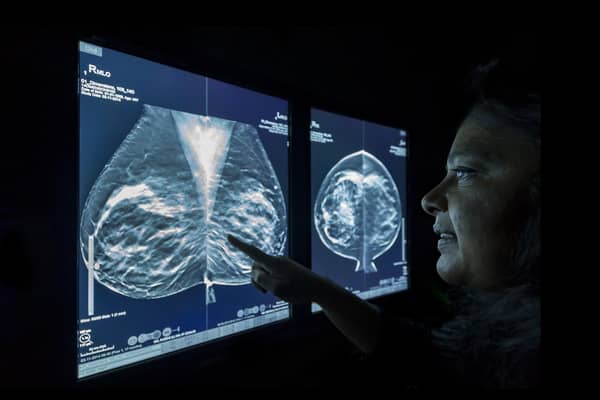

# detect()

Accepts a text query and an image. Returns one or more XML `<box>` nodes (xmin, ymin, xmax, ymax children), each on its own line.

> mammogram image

<box><xmin>80</xmin><ymin>105</ymin><xmax>287</xmax><ymax>302</ymax></box>
<box><xmin>314</xmin><ymin>150</ymin><xmax>400</xmax><ymax>273</ymax></box>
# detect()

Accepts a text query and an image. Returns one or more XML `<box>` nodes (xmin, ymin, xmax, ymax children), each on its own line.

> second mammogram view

<box><xmin>314</xmin><ymin>150</ymin><xmax>401</xmax><ymax>273</ymax></box>
<box><xmin>80</xmin><ymin>105</ymin><xmax>287</xmax><ymax>302</ymax></box>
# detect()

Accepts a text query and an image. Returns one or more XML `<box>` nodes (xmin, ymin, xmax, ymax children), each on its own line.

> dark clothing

<box><xmin>367</xmin><ymin>311</ymin><xmax>458</xmax><ymax>389</ymax></box>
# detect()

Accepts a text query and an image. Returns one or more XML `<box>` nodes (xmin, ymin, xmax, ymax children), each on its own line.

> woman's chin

<box><xmin>436</xmin><ymin>256</ymin><xmax>462</xmax><ymax>285</ymax></box>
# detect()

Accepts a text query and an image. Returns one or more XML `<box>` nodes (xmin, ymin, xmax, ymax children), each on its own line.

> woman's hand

<box><xmin>227</xmin><ymin>235</ymin><xmax>326</xmax><ymax>304</ymax></box>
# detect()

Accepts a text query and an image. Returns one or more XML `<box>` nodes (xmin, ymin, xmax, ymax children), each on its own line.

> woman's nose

<box><xmin>421</xmin><ymin>181</ymin><xmax>447</xmax><ymax>216</ymax></box>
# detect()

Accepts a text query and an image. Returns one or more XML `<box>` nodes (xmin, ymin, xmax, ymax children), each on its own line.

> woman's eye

<box><xmin>452</xmin><ymin>167</ymin><xmax>477</xmax><ymax>181</ymax></box>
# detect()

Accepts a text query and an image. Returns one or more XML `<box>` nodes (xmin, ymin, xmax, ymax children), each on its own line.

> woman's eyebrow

<box><xmin>447</xmin><ymin>149</ymin><xmax>500</xmax><ymax>165</ymax></box>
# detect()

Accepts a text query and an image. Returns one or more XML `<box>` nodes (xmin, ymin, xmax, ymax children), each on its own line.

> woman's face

<box><xmin>421</xmin><ymin>107</ymin><xmax>539</xmax><ymax>290</ymax></box>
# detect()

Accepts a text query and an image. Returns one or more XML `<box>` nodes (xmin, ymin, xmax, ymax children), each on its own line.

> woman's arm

<box><xmin>228</xmin><ymin>235</ymin><xmax>383</xmax><ymax>354</ymax></box>
<box><xmin>312</xmin><ymin>276</ymin><xmax>382</xmax><ymax>354</ymax></box>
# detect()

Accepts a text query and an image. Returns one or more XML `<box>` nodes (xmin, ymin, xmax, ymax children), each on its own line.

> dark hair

<box><xmin>467</xmin><ymin>57</ymin><xmax>541</xmax><ymax>142</ymax></box>
<box><xmin>468</xmin><ymin>56</ymin><xmax>541</xmax><ymax>289</ymax></box>
<box><xmin>433</xmin><ymin>56</ymin><xmax>541</xmax><ymax>388</ymax></box>
<box><xmin>433</xmin><ymin>285</ymin><xmax>540</xmax><ymax>388</ymax></box>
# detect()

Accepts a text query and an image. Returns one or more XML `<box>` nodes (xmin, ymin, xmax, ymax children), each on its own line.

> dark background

<box><xmin>0</xmin><ymin>27</ymin><xmax>538</xmax><ymax>389</ymax></box>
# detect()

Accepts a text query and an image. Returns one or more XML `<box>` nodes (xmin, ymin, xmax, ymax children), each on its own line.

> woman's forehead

<box><xmin>450</xmin><ymin>113</ymin><xmax>536</xmax><ymax>164</ymax></box>
<box><xmin>448</xmin><ymin>118</ymin><xmax>539</xmax><ymax>174</ymax></box>
<box><xmin>450</xmin><ymin>124</ymin><xmax>504</xmax><ymax>162</ymax></box>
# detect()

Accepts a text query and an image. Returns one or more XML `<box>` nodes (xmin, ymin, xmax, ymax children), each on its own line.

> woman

<box><xmin>228</xmin><ymin>56</ymin><xmax>540</xmax><ymax>388</ymax></box>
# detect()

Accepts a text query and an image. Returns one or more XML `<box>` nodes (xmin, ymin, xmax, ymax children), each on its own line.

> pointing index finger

<box><xmin>227</xmin><ymin>235</ymin><xmax>272</xmax><ymax>264</ymax></box>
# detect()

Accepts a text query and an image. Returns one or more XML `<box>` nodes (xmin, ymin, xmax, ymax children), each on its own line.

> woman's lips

<box><xmin>437</xmin><ymin>234</ymin><xmax>457</xmax><ymax>251</ymax></box>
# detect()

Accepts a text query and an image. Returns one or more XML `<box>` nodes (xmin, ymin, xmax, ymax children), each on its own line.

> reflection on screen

<box><xmin>78</xmin><ymin>41</ymin><xmax>289</xmax><ymax>378</ymax></box>
<box><xmin>310</xmin><ymin>109</ymin><xmax>409</xmax><ymax>312</ymax></box>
